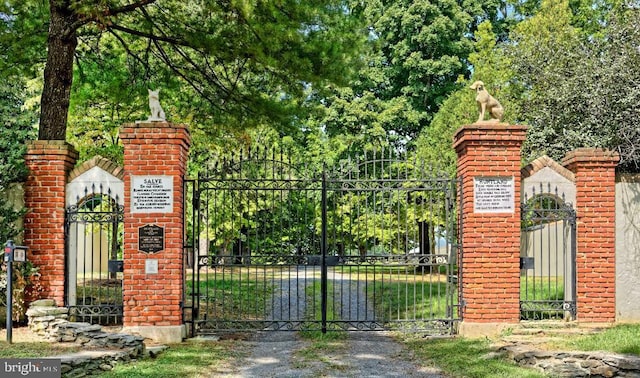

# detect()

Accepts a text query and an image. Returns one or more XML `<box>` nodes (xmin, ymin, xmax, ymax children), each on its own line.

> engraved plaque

<box><xmin>473</xmin><ymin>177</ymin><xmax>515</xmax><ymax>213</ymax></box>
<box><xmin>138</xmin><ymin>224</ymin><xmax>164</xmax><ymax>253</ymax></box>
<box><xmin>131</xmin><ymin>176</ymin><xmax>173</xmax><ymax>213</ymax></box>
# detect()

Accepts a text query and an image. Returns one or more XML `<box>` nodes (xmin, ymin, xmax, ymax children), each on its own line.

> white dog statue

<box><xmin>147</xmin><ymin>88</ymin><xmax>166</xmax><ymax>121</ymax></box>
<box><xmin>469</xmin><ymin>81</ymin><xmax>503</xmax><ymax>123</ymax></box>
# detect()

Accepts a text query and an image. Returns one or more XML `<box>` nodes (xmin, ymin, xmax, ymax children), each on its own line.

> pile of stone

<box><xmin>26</xmin><ymin>299</ymin><xmax>70</xmax><ymax>340</ymax></box>
<box><xmin>498</xmin><ymin>343</ymin><xmax>640</xmax><ymax>377</ymax></box>
<box><xmin>26</xmin><ymin>299</ymin><xmax>154</xmax><ymax>376</ymax></box>
<box><xmin>26</xmin><ymin>299</ymin><xmax>143</xmax><ymax>350</ymax></box>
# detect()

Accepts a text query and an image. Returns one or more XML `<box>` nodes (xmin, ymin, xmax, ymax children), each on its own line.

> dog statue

<box><xmin>469</xmin><ymin>81</ymin><xmax>503</xmax><ymax>123</ymax></box>
<box><xmin>147</xmin><ymin>88</ymin><xmax>166</xmax><ymax>121</ymax></box>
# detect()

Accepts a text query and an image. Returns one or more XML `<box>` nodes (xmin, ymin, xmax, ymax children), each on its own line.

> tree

<box><xmin>0</xmin><ymin>80</ymin><xmax>37</xmax><ymax>241</ymax></box>
<box><xmin>304</xmin><ymin>0</ymin><xmax>485</xmax><ymax>147</ymax></box>
<box><xmin>2</xmin><ymin>0</ymin><xmax>365</xmax><ymax>141</ymax></box>
<box><xmin>415</xmin><ymin>20</ymin><xmax>516</xmax><ymax>174</ymax></box>
<box><xmin>508</xmin><ymin>0</ymin><xmax>640</xmax><ymax>171</ymax></box>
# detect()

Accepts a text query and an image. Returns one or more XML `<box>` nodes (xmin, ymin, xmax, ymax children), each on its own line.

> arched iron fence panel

<box><xmin>65</xmin><ymin>184</ymin><xmax>124</xmax><ymax>325</ymax></box>
<box><xmin>520</xmin><ymin>183</ymin><xmax>577</xmax><ymax>320</ymax></box>
<box><xmin>183</xmin><ymin>147</ymin><xmax>461</xmax><ymax>336</ymax></box>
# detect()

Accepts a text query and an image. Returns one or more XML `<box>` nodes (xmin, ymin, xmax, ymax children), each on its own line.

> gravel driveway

<box><xmin>211</xmin><ymin>267</ymin><xmax>445</xmax><ymax>377</ymax></box>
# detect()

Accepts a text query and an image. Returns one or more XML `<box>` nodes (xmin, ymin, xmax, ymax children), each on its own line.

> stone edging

<box><xmin>498</xmin><ymin>343</ymin><xmax>640</xmax><ymax>377</ymax></box>
<box><xmin>26</xmin><ymin>300</ymin><xmax>148</xmax><ymax>376</ymax></box>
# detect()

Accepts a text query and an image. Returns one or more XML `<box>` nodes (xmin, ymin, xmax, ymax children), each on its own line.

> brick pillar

<box><xmin>453</xmin><ymin>123</ymin><xmax>527</xmax><ymax>334</ymax></box>
<box><xmin>24</xmin><ymin>141</ymin><xmax>79</xmax><ymax>306</ymax></box>
<box><xmin>562</xmin><ymin>148</ymin><xmax>618</xmax><ymax>323</ymax></box>
<box><xmin>120</xmin><ymin>121</ymin><xmax>190</xmax><ymax>343</ymax></box>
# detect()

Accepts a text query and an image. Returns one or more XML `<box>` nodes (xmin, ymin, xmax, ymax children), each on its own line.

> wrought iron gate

<box><xmin>65</xmin><ymin>184</ymin><xmax>124</xmax><ymax>325</ymax></box>
<box><xmin>520</xmin><ymin>183</ymin><xmax>577</xmax><ymax>320</ymax></box>
<box><xmin>183</xmin><ymin>148</ymin><xmax>461</xmax><ymax>336</ymax></box>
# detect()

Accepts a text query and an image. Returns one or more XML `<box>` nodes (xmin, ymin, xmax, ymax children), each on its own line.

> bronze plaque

<box><xmin>138</xmin><ymin>224</ymin><xmax>164</xmax><ymax>253</ymax></box>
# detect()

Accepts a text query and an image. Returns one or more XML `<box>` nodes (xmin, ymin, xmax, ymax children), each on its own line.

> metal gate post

<box><xmin>321</xmin><ymin>170</ymin><xmax>328</xmax><ymax>334</ymax></box>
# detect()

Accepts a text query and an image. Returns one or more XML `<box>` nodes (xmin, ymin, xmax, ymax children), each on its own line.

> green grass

<box><xmin>299</xmin><ymin>279</ymin><xmax>347</xmax><ymax>340</ymax></box>
<box><xmin>400</xmin><ymin>335</ymin><xmax>547</xmax><ymax>378</ymax></box>
<box><xmin>186</xmin><ymin>271</ymin><xmax>271</xmax><ymax>320</ymax></box>
<box><xmin>520</xmin><ymin>276</ymin><xmax>564</xmax><ymax>301</ymax></box>
<box><xmin>372</xmin><ymin>280</ymin><xmax>453</xmax><ymax>321</ymax></box>
<box><xmin>552</xmin><ymin>324</ymin><xmax>640</xmax><ymax>355</ymax></box>
<box><xmin>0</xmin><ymin>341</ymin><xmax>81</xmax><ymax>358</ymax></box>
<box><xmin>95</xmin><ymin>340</ymin><xmax>243</xmax><ymax>378</ymax></box>
<box><xmin>520</xmin><ymin>276</ymin><xmax>566</xmax><ymax>320</ymax></box>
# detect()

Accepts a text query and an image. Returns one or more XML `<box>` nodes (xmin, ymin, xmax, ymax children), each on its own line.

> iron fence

<box><xmin>183</xmin><ymin>147</ymin><xmax>461</xmax><ymax>336</ymax></box>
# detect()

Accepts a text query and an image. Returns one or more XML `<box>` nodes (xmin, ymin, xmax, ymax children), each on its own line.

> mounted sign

<box><xmin>138</xmin><ymin>224</ymin><xmax>164</xmax><ymax>253</ymax></box>
<box><xmin>145</xmin><ymin>259</ymin><xmax>159</xmax><ymax>274</ymax></box>
<box><xmin>473</xmin><ymin>176</ymin><xmax>515</xmax><ymax>213</ymax></box>
<box><xmin>12</xmin><ymin>246</ymin><xmax>26</xmax><ymax>262</ymax></box>
<box><xmin>131</xmin><ymin>175</ymin><xmax>173</xmax><ymax>213</ymax></box>
<box><xmin>4</xmin><ymin>241</ymin><xmax>27</xmax><ymax>263</ymax></box>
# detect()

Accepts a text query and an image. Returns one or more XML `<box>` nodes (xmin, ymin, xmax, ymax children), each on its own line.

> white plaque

<box><xmin>473</xmin><ymin>177</ymin><xmax>515</xmax><ymax>213</ymax></box>
<box><xmin>131</xmin><ymin>176</ymin><xmax>173</xmax><ymax>213</ymax></box>
<box><xmin>145</xmin><ymin>259</ymin><xmax>159</xmax><ymax>274</ymax></box>
<box><xmin>13</xmin><ymin>247</ymin><xmax>26</xmax><ymax>262</ymax></box>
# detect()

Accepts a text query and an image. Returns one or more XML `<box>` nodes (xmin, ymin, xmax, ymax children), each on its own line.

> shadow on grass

<box><xmin>94</xmin><ymin>340</ymin><xmax>243</xmax><ymax>378</ymax></box>
<box><xmin>401</xmin><ymin>337</ymin><xmax>547</xmax><ymax>378</ymax></box>
<box><xmin>554</xmin><ymin>324</ymin><xmax>640</xmax><ymax>356</ymax></box>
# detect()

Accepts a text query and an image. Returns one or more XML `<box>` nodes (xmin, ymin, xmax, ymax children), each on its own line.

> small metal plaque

<box><xmin>145</xmin><ymin>259</ymin><xmax>159</xmax><ymax>274</ymax></box>
<box><xmin>138</xmin><ymin>224</ymin><xmax>164</xmax><ymax>253</ymax></box>
<box><xmin>13</xmin><ymin>247</ymin><xmax>27</xmax><ymax>262</ymax></box>
<box><xmin>520</xmin><ymin>257</ymin><xmax>535</xmax><ymax>270</ymax></box>
<box><xmin>108</xmin><ymin>260</ymin><xmax>124</xmax><ymax>273</ymax></box>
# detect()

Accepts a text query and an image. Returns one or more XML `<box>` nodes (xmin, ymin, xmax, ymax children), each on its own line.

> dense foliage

<box><xmin>1</xmin><ymin>0</ymin><xmax>639</xmax><ymax>250</ymax></box>
<box><xmin>0</xmin><ymin>80</ymin><xmax>36</xmax><ymax>241</ymax></box>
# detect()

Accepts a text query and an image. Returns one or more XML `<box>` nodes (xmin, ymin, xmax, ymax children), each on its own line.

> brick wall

<box><xmin>120</xmin><ymin>122</ymin><xmax>190</xmax><ymax>326</ymax></box>
<box><xmin>563</xmin><ymin>148</ymin><xmax>619</xmax><ymax>322</ymax></box>
<box><xmin>453</xmin><ymin>123</ymin><xmax>527</xmax><ymax>323</ymax></box>
<box><xmin>24</xmin><ymin>141</ymin><xmax>78</xmax><ymax>306</ymax></box>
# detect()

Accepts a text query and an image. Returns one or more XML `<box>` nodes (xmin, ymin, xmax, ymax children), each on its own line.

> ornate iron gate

<box><xmin>183</xmin><ymin>148</ymin><xmax>461</xmax><ymax>336</ymax></box>
<box><xmin>65</xmin><ymin>184</ymin><xmax>124</xmax><ymax>325</ymax></box>
<box><xmin>520</xmin><ymin>183</ymin><xmax>577</xmax><ymax>320</ymax></box>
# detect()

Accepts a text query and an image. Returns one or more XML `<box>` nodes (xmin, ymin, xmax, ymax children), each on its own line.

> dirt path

<box><xmin>210</xmin><ymin>268</ymin><xmax>445</xmax><ymax>377</ymax></box>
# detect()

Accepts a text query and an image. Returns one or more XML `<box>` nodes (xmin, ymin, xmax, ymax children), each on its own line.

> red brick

<box><xmin>121</xmin><ymin>122</ymin><xmax>191</xmax><ymax>327</ymax></box>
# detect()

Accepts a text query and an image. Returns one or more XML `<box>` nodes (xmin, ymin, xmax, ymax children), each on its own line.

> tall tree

<box><xmin>305</xmin><ymin>0</ymin><xmax>483</xmax><ymax>148</ymax></box>
<box><xmin>504</xmin><ymin>0</ymin><xmax>640</xmax><ymax>170</ymax></box>
<box><xmin>415</xmin><ymin>20</ymin><xmax>516</xmax><ymax>174</ymax></box>
<box><xmin>1</xmin><ymin>0</ymin><xmax>364</xmax><ymax>141</ymax></box>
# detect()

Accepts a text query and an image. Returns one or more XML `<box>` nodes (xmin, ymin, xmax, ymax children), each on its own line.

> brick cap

<box><xmin>521</xmin><ymin>155</ymin><xmax>575</xmax><ymax>182</ymax></box>
<box><xmin>27</xmin><ymin>140</ymin><xmax>79</xmax><ymax>158</ymax></box>
<box><xmin>561</xmin><ymin>148</ymin><xmax>620</xmax><ymax>167</ymax></box>
<box><xmin>122</xmin><ymin>121</ymin><xmax>189</xmax><ymax>130</ymax></box>
<box><xmin>453</xmin><ymin>123</ymin><xmax>528</xmax><ymax>151</ymax></box>
<box><xmin>68</xmin><ymin>155</ymin><xmax>124</xmax><ymax>182</ymax></box>
<box><xmin>120</xmin><ymin>121</ymin><xmax>191</xmax><ymax>146</ymax></box>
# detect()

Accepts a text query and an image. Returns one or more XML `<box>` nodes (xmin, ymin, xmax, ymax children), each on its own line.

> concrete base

<box><xmin>458</xmin><ymin>322</ymin><xmax>516</xmax><ymax>338</ymax></box>
<box><xmin>122</xmin><ymin>325</ymin><xmax>186</xmax><ymax>344</ymax></box>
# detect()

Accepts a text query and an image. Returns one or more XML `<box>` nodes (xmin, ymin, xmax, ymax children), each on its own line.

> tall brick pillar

<box><xmin>120</xmin><ymin>121</ymin><xmax>190</xmax><ymax>343</ymax></box>
<box><xmin>453</xmin><ymin>123</ymin><xmax>527</xmax><ymax>336</ymax></box>
<box><xmin>562</xmin><ymin>148</ymin><xmax>618</xmax><ymax>323</ymax></box>
<box><xmin>24</xmin><ymin>141</ymin><xmax>79</xmax><ymax>306</ymax></box>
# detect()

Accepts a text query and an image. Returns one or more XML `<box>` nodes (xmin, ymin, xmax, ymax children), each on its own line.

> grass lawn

<box><xmin>0</xmin><ymin>340</ymin><xmax>81</xmax><ymax>358</ymax></box>
<box><xmin>96</xmin><ymin>339</ymin><xmax>244</xmax><ymax>378</ymax></box>
<box><xmin>399</xmin><ymin>335</ymin><xmax>548</xmax><ymax>378</ymax></box>
<box><xmin>185</xmin><ymin>267</ymin><xmax>273</xmax><ymax>321</ymax></box>
<box><xmin>550</xmin><ymin>323</ymin><xmax>640</xmax><ymax>355</ymax></box>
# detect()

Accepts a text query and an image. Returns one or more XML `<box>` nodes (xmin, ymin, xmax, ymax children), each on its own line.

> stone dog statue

<box><xmin>147</xmin><ymin>88</ymin><xmax>166</xmax><ymax>121</ymax></box>
<box><xmin>469</xmin><ymin>81</ymin><xmax>503</xmax><ymax>123</ymax></box>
